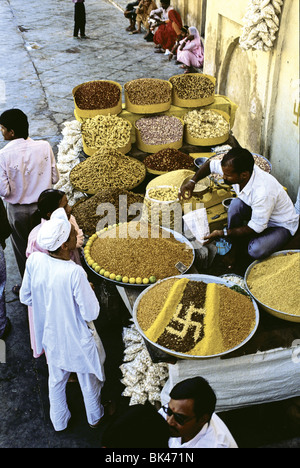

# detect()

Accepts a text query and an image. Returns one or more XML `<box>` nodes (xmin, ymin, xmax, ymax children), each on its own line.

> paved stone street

<box><xmin>0</xmin><ymin>0</ymin><xmax>299</xmax><ymax>449</ymax></box>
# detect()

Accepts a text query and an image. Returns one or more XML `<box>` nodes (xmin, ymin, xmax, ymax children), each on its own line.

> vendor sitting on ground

<box><xmin>130</xmin><ymin>0</ymin><xmax>157</xmax><ymax>37</ymax></box>
<box><xmin>180</xmin><ymin>147</ymin><xmax>299</xmax><ymax>266</ymax></box>
<box><xmin>153</xmin><ymin>0</ymin><xmax>182</xmax><ymax>56</ymax></box>
<box><xmin>176</xmin><ymin>26</ymin><xmax>204</xmax><ymax>73</ymax></box>
<box><xmin>159</xmin><ymin>377</ymin><xmax>238</xmax><ymax>448</ymax></box>
<box><xmin>124</xmin><ymin>0</ymin><xmax>139</xmax><ymax>31</ymax></box>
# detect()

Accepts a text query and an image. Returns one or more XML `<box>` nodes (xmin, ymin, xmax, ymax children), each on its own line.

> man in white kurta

<box><xmin>180</xmin><ymin>147</ymin><xmax>299</xmax><ymax>261</ymax></box>
<box><xmin>20</xmin><ymin>208</ymin><xmax>105</xmax><ymax>431</ymax></box>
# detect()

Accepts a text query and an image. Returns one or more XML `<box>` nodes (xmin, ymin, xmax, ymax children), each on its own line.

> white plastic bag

<box><xmin>183</xmin><ymin>207</ymin><xmax>210</xmax><ymax>247</ymax></box>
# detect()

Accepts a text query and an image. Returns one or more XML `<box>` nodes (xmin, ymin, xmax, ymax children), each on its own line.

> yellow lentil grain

<box><xmin>247</xmin><ymin>252</ymin><xmax>300</xmax><ymax>315</ymax></box>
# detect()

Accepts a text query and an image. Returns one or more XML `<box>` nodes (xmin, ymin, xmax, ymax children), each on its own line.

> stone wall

<box><xmin>202</xmin><ymin>0</ymin><xmax>299</xmax><ymax>201</ymax></box>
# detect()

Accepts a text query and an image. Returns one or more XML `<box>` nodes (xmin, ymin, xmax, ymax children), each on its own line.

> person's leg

<box><xmin>227</xmin><ymin>198</ymin><xmax>292</xmax><ymax>259</ymax></box>
<box><xmin>124</xmin><ymin>9</ymin><xmax>136</xmax><ymax>31</ymax></box>
<box><xmin>6</xmin><ymin>203</ymin><xmax>37</xmax><ymax>278</ymax></box>
<box><xmin>77</xmin><ymin>372</ymin><xmax>104</xmax><ymax>427</ymax></box>
<box><xmin>132</xmin><ymin>14</ymin><xmax>142</xmax><ymax>33</ymax></box>
<box><xmin>227</xmin><ymin>197</ymin><xmax>252</xmax><ymax>229</ymax></box>
<box><xmin>78</xmin><ymin>3</ymin><xmax>86</xmax><ymax>37</ymax></box>
<box><xmin>223</xmin><ymin>198</ymin><xmax>252</xmax><ymax>268</ymax></box>
<box><xmin>0</xmin><ymin>246</ymin><xmax>8</xmax><ymax>338</ymax></box>
<box><xmin>73</xmin><ymin>3</ymin><xmax>80</xmax><ymax>37</ymax></box>
<box><xmin>248</xmin><ymin>226</ymin><xmax>292</xmax><ymax>260</ymax></box>
<box><xmin>48</xmin><ymin>364</ymin><xmax>71</xmax><ymax>431</ymax></box>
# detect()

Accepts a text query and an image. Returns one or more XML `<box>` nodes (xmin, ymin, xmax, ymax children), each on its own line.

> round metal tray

<box><xmin>133</xmin><ymin>274</ymin><xmax>260</xmax><ymax>359</ymax></box>
<box><xmin>84</xmin><ymin>226</ymin><xmax>195</xmax><ymax>287</ymax></box>
<box><xmin>244</xmin><ymin>250</ymin><xmax>300</xmax><ymax>323</ymax></box>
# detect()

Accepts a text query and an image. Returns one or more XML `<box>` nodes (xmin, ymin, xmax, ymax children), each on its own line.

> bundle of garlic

<box><xmin>239</xmin><ymin>0</ymin><xmax>284</xmax><ymax>51</ymax></box>
<box><xmin>53</xmin><ymin>120</ymin><xmax>84</xmax><ymax>206</ymax></box>
<box><xmin>120</xmin><ymin>322</ymin><xmax>169</xmax><ymax>406</ymax></box>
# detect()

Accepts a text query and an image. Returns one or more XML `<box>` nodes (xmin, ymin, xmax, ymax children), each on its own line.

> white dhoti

<box><xmin>48</xmin><ymin>364</ymin><xmax>104</xmax><ymax>431</ymax></box>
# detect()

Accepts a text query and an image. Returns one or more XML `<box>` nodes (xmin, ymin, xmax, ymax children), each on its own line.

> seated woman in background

<box><xmin>153</xmin><ymin>0</ymin><xmax>182</xmax><ymax>55</ymax></box>
<box><xmin>176</xmin><ymin>26</ymin><xmax>204</xmax><ymax>73</ymax></box>
<box><xmin>131</xmin><ymin>0</ymin><xmax>157</xmax><ymax>37</ymax></box>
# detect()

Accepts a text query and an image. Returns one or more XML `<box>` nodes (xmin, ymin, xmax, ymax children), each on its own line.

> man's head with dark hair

<box><xmin>0</xmin><ymin>108</ymin><xmax>29</xmax><ymax>140</ymax></box>
<box><xmin>220</xmin><ymin>147</ymin><xmax>254</xmax><ymax>188</ymax></box>
<box><xmin>161</xmin><ymin>0</ymin><xmax>170</xmax><ymax>8</ymax></box>
<box><xmin>170</xmin><ymin>376</ymin><xmax>216</xmax><ymax>420</ymax></box>
<box><xmin>165</xmin><ymin>377</ymin><xmax>217</xmax><ymax>443</ymax></box>
<box><xmin>221</xmin><ymin>147</ymin><xmax>254</xmax><ymax>174</ymax></box>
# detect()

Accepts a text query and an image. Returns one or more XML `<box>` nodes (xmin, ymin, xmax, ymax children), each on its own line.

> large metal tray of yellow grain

<box><xmin>135</xmin><ymin>117</ymin><xmax>184</xmax><ymax>154</ymax></box>
<box><xmin>83</xmin><ymin>226</ymin><xmax>195</xmax><ymax>287</ymax></box>
<box><xmin>244</xmin><ymin>250</ymin><xmax>300</xmax><ymax>323</ymax></box>
<box><xmin>133</xmin><ymin>274</ymin><xmax>260</xmax><ymax>359</ymax></box>
<box><xmin>184</xmin><ymin>109</ymin><xmax>230</xmax><ymax>147</ymax></box>
<box><xmin>124</xmin><ymin>78</ymin><xmax>172</xmax><ymax>114</ymax></box>
<box><xmin>69</xmin><ymin>155</ymin><xmax>146</xmax><ymax>195</ymax></box>
<box><xmin>169</xmin><ymin>74</ymin><xmax>216</xmax><ymax>108</ymax></box>
<box><xmin>72</xmin><ymin>80</ymin><xmax>122</xmax><ymax>119</ymax></box>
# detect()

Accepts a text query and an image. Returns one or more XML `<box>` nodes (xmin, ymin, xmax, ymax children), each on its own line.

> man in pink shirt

<box><xmin>0</xmin><ymin>109</ymin><xmax>59</xmax><ymax>284</ymax></box>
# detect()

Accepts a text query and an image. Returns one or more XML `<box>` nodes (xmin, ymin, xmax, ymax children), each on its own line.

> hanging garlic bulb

<box><xmin>239</xmin><ymin>0</ymin><xmax>284</xmax><ymax>52</ymax></box>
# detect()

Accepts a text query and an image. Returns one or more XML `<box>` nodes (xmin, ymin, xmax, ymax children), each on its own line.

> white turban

<box><xmin>37</xmin><ymin>208</ymin><xmax>71</xmax><ymax>251</ymax></box>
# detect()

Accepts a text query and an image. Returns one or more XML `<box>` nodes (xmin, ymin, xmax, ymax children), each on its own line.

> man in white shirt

<box><xmin>159</xmin><ymin>377</ymin><xmax>238</xmax><ymax>448</ymax></box>
<box><xmin>0</xmin><ymin>108</ymin><xmax>59</xmax><ymax>280</ymax></box>
<box><xmin>180</xmin><ymin>147</ymin><xmax>299</xmax><ymax>262</ymax></box>
<box><xmin>20</xmin><ymin>208</ymin><xmax>106</xmax><ymax>431</ymax></box>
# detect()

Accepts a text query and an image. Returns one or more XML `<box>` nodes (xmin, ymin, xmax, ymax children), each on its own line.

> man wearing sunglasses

<box><xmin>160</xmin><ymin>377</ymin><xmax>238</xmax><ymax>448</ymax></box>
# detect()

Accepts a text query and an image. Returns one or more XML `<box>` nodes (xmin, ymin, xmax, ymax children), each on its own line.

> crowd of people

<box><xmin>0</xmin><ymin>108</ymin><xmax>239</xmax><ymax>447</ymax></box>
<box><xmin>124</xmin><ymin>0</ymin><xmax>204</xmax><ymax>73</ymax></box>
<box><xmin>1</xmin><ymin>104</ymin><xmax>299</xmax><ymax>447</ymax></box>
<box><xmin>0</xmin><ymin>2</ymin><xmax>298</xmax><ymax>447</ymax></box>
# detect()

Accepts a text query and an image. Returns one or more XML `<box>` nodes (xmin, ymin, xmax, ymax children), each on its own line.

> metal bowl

<box><xmin>244</xmin><ymin>250</ymin><xmax>300</xmax><ymax>323</ymax></box>
<box><xmin>194</xmin><ymin>157</ymin><xmax>209</xmax><ymax>168</ymax></box>
<box><xmin>133</xmin><ymin>274</ymin><xmax>259</xmax><ymax>359</ymax></box>
<box><xmin>84</xmin><ymin>226</ymin><xmax>195</xmax><ymax>287</ymax></box>
<box><xmin>222</xmin><ymin>197</ymin><xmax>234</xmax><ymax>211</ymax></box>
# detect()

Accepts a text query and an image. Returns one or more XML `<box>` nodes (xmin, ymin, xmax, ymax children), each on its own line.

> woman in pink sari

<box><xmin>26</xmin><ymin>189</ymin><xmax>84</xmax><ymax>358</ymax></box>
<box><xmin>153</xmin><ymin>0</ymin><xmax>182</xmax><ymax>54</ymax></box>
<box><xmin>176</xmin><ymin>26</ymin><xmax>204</xmax><ymax>73</ymax></box>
